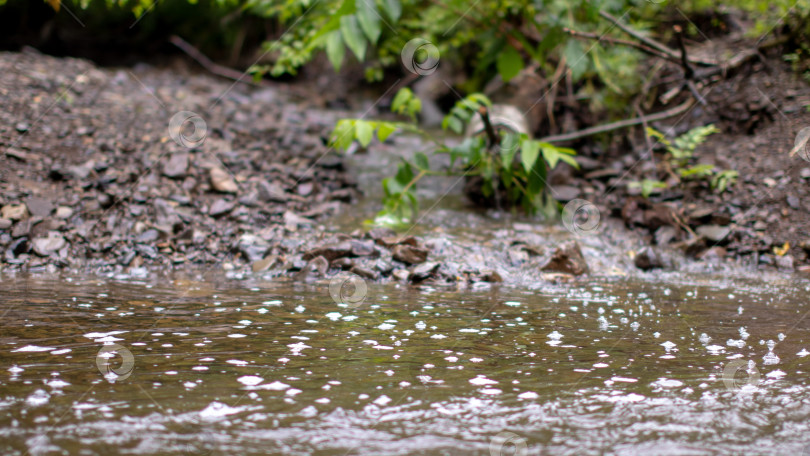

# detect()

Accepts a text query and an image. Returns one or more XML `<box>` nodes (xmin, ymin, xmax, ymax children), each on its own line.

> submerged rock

<box><xmin>539</xmin><ymin>241</ymin><xmax>588</xmax><ymax>276</ymax></box>
<box><xmin>634</xmin><ymin>247</ymin><xmax>674</xmax><ymax>271</ymax></box>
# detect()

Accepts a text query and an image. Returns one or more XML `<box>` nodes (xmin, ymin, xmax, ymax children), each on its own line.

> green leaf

<box><xmin>325</xmin><ymin>30</ymin><xmax>345</xmax><ymax>71</ymax></box>
<box><xmin>558</xmin><ymin>153</ymin><xmax>579</xmax><ymax>169</ymax></box>
<box><xmin>520</xmin><ymin>139</ymin><xmax>540</xmax><ymax>173</ymax></box>
<box><xmin>394</xmin><ymin>162</ymin><xmax>414</xmax><ymax>187</ymax></box>
<box><xmin>355</xmin><ymin>120</ymin><xmax>374</xmax><ymax>147</ymax></box>
<box><xmin>445</xmin><ymin>115</ymin><xmax>463</xmax><ymax>134</ymax></box>
<box><xmin>391</xmin><ymin>88</ymin><xmax>411</xmax><ymax>113</ymax></box>
<box><xmin>378</xmin><ymin>0</ymin><xmax>401</xmax><ymax>21</ymax></box>
<box><xmin>407</xmin><ymin>98</ymin><xmax>421</xmax><ymax>116</ymax></box>
<box><xmin>496</xmin><ymin>46</ymin><xmax>524</xmax><ymax>82</ymax></box>
<box><xmin>563</xmin><ymin>39</ymin><xmax>588</xmax><ymax>81</ymax></box>
<box><xmin>340</xmin><ymin>15</ymin><xmax>367</xmax><ymax>61</ymax></box>
<box><xmin>357</xmin><ymin>0</ymin><xmax>382</xmax><ymax>43</ymax></box>
<box><xmin>526</xmin><ymin>153</ymin><xmax>547</xmax><ymax>196</ymax></box>
<box><xmin>331</xmin><ymin>120</ymin><xmax>355</xmax><ymax>151</ymax></box>
<box><xmin>541</xmin><ymin>144</ymin><xmax>560</xmax><ymax>169</ymax></box>
<box><xmin>414</xmin><ymin>152</ymin><xmax>429</xmax><ymax>170</ymax></box>
<box><xmin>377</xmin><ymin>122</ymin><xmax>397</xmax><ymax>142</ymax></box>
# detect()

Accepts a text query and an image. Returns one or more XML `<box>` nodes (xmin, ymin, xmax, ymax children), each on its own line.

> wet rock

<box><xmin>12</xmin><ymin>219</ymin><xmax>34</xmax><ymax>238</ymax></box>
<box><xmin>32</xmin><ymin>232</ymin><xmax>66</xmax><ymax>257</ymax></box>
<box><xmin>137</xmin><ymin>229</ymin><xmax>161</xmax><ymax>243</ymax></box>
<box><xmin>392</xmin><ymin>245</ymin><xmax>429</xmax><ymax>265</ymax></box>
<box><xmin>8</xmin><ymin>238</ymin><xmax>30</xmax><ymax>257</ymax></box>
<box><xmin>331</xmin><ymin>257</ymin><xmax>354</xmax><ymax>269</ymax></box>
<box><xmin>209</xmin><ymin>199</ymin><xmax>235</xmax><ymax>217</ymax></box>
<box><xmin>163</xmin><ymin>153</ymin><xmax>189</xmax><ymax>179</ymax></box>
<box><xmin>392</xmin><ymin>269</ymin><xmax>410</xmax><ymax>281</ymax></box>
<box><xmin>97</xmin><ymin>193</ymin><xmax>114</xmax><ymax>209</ymax></box>
<box><xmin>303</xmin><ymin>241</ymin><xmax>352</xmax><ymax>262</ymax></box>
<box><xmin>787</xmin><ymin>195</ymin><xmax>800</xmax><ymax>209</ymax></box>
<box><xmin>350</xmin><ymin>265</ymin><xmax>378</xmax><ymax>280</ymax></box>
<box><xmin>697</xmin><ymin>246</ymin><xmax>726</xmax><ymax>263</ymax></box>
<box><xmin>0</xmin><ymin>219</ymin><xmax>11</xmax><ymax>230</ymax></box>
<box><xmin>776</xmin><ymin>254</ymin><xmax>794</xmax><ymax>271</ymax></box>
<box><xmin>507</xmin><ymin>246</ymin><xmax>529</xmax><ymax>266</ymax></box>
<box><xmin>209</xmin><ymin>167</ymin><xmax>238</xmax><ymax>194</ymax></box>
<box><xmin>654</xmin><ymin>226</ymin><xmax>679</xmax><ymax>246</ymax></box>
<box><xmin>252</xmin><ymin>255</ymin><xmax>278</xmax><ymax>273</ymax></box>
<box><xmin>367</xmin><ymin>227</ymin><xmax>396</xmax><ymax>240</ymax></box>
<box><xmin>55</xmin><ymin>206</ymin><xmax>73</xmax><ymax>219</ymax></box>
<box><xmin>24</xmin><ymin>197</ymin><xmax>53</xmax><ymax>217</ymax></box>
<box><xmin>634</xmin><ymin>247</ymin><xmax>674</xmax><ymax>270</ymax></box>
<box><xmin>378</xmin><ymin>236</ymin><xmax>418</xmax><ymax>248</ymax></box>
<box><xmin>539</xmin><ymin>241</ymin><xmax>588</xmax><ymax>276</ymax></box>
<box><xmin>136</xmin><ymin>244</ymin><xmax>158</xmax><ymax>259</ymax></box>
<box><xmin>1</xmin><ymin>204</ymin><xmax>28</xmax><ymax>221</ymax></box>
<box><xmin>295</xmin><ymin>255</ymin><xmax>329</xmax><ymax>280</ymax></box>
<box><xmin>297</xmin><ymin>182</ymin><xmax>314</xmax><ymax>196</ymax></box>
<box><xmin>477</xmin><ymin>270</ymin><xmax>503</xmax><ymax>282</ymax></box>
<box><xmin>697</xmin><ymin>225</ymin><xmax>731</xmax><ymax>242</ymax></box>
<box><xmin>350</xmin><ymin>239</ymin><xmax>377</xmax><ymax>257</ymax></box>
<box><xmin>257</xmin><ymin>181</ymin><xmax>289</xmax><ymax>202</ymax></box>
<box><xmin>283</xmin><ymin>211</ymin><xmax>312</xmax><ymax>230</ymax></box>
<box><xmin>410</xmin><ymin>262</ymin><xmax>440</xmax><ymax>282</ymax></box>
<box><xmin>237</xmin><ymin>234</ymin><xmax>269</xmax><ymax>262</ymax></box>
<box><xmin>153</xmin><ymin>199</ymin><xmax>183</xmax><ymax>233</ymax></box>
<box><xmin>67</xmin><ymin>160</ymin><xmax>95</xmax><ymax>180</ymax></box>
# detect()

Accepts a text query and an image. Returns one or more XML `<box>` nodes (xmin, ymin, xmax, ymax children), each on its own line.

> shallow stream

<box><xmin>2</xmin><ymin>272</ymin><xmax>810</xmax><ymax>455</ymax></box>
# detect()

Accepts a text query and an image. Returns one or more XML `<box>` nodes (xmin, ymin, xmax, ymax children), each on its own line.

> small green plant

<box><xmin>331</xmin><ymin>89</ymin><xmax>578</xmax><ymax>227</ymax></box>
<box><xmin>628</xmin><ymin>179</ymin><xmax>668</xmax><ymax>198</ymax></box>
<box><xmin>631</xmin><ymin>124</ymin><xmax>737</xmax><ymax>196</ymax></box>
<box><xmin>711</xmin><ymin>169</ymin><xmax>739</xmax><ymax>193</ymax></box>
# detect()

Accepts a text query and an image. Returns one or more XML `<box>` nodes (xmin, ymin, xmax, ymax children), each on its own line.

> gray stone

<box><xmin>696</xmin><ymin>225</ymin><xmax>731</xmax><ymax>242</ymax></box>
<box><xmin>32</xmin><ymin>232</ymin><xmax>66</xmax><ymax>256</ymax></box>
<box><xmin>24</xmin><ymin>197</ymin><xmax>53</xmax><ymax>217</ymax></box>
<box><xmin>163</xmin><ymin>153</ymin><xmax>189</xmax><ymax>178</ymax></box>
<box><xmin>209</xmin><ymin>199</ymin><xmax>235</xmax><ymax>217</ymax></box>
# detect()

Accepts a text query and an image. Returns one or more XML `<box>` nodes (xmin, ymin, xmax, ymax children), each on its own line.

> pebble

<box><xmin>32</xmin><ymin>232</ymin><xmax>66</xmax><ymax>257</ymax></box>
<box><xmin>210</xmin><ymin>167</ymin><xmax>238</xmax><ymax>193</ymax></box>
<box><xmin>1</xmin><ymin>204</ymin><xmax>28</xmax><ymax>221</ymax></box>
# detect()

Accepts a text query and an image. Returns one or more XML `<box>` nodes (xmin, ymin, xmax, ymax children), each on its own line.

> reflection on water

<box><xmin>2</xmin><ymin>272</ymin><xmax>810</xmax><ymax>455</ymax></box>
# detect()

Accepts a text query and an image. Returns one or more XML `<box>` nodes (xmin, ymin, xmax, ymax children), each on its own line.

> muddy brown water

<box><xmin>2</xmin><ymin>272</ymin><xmax>810</xmax><ymax>455</ymax></box>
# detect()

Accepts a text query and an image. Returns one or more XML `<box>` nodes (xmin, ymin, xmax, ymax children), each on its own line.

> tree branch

<box><xmin>539</xmin><ymin>98</ymin><xmax>696</xmax><ymax>143</ymax></box>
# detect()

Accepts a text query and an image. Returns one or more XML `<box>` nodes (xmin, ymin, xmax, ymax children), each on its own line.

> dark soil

<box><xmin>554</xmin><ymin>40</ymin><xmax>810</xmax><ymax>273</ymax></box>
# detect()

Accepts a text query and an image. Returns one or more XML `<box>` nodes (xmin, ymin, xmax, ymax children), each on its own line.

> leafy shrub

<box><xmin>332</xmin><ymin>89</ymin><xmax>577</xmax><ymax>226</ymax></box>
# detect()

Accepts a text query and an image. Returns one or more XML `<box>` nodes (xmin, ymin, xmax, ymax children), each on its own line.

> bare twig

<box><xmin>598</xmin><ymin>10</ymin><xmax>716</xmax><ymax>67</ymax></box>
<box><xmin>170</xmin><ymin>35</ymin><xmax>260</xmax><ymax>85</ymax></box>
<box><xmin>563</xmin><ymin>27</ymin><xmax>679</xmax><ymax>64</ymax></box>
<box><xmin>539</xmin><ymin>98</ymin><xmax>696</xmax><ymax>143</ymax></box>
